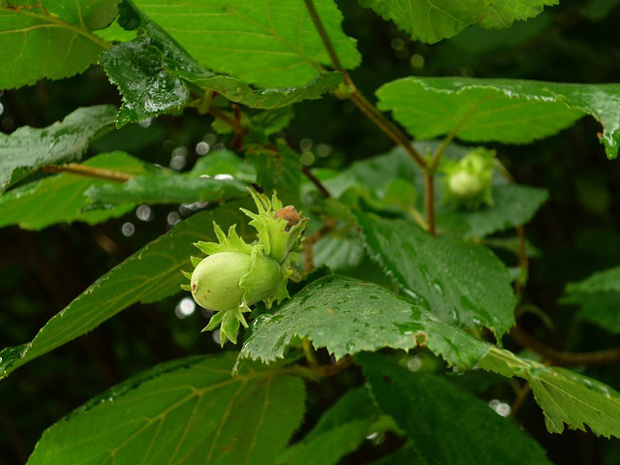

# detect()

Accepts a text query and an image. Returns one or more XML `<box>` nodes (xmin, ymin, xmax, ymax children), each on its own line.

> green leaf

<box><xmin>100</xmin><ymin>36</ymin><xmax>191</xmax><ymax>126</ymax></box>
<box><xmin>0</xmin><ymin>0</ymin><xmax>116</xmax><ymax>89</ymax></box>
<box><xmin>439</xmin><ymin>184</ymin><xmax>550</xmax><ymax>239</ymax></box>
<box><xmin>0</xmin><ymin>201</ymin><xmax>252</xmax><ymax>380</ymax></box>
<box><xmin>563</xmin><ymin>265</ymin><xmax>620</xmax><ymax>333</ymax></box>
<box><xmin>28</xmin><ymin>354</ymin><xmax>305</xmax><ymax>465</ymax></box>
<box><xmin>279</xmin><ymin>387</ymin><xmax>379</xmax><ymax>465</ymax></box>
<box><xmin>353</xmin><ymin>211</ymin><xmax>516</xmax><ymax>338</ymax></box>
<box><xmin>86</xmin><ymin>174</ymin><xmax>248</xmax><ymax>205</ymax></box>
<box><xmin>479</xmin><ymin>347</ymin><xmax>620</xmax><ymax>438</ymax></box>
<box><xmin>132</xmin><ymin>0</ymin><xmax>361</xmax><ymax>88</ymax></box>
<box><xmin>0</xmin><ymin>105</ymin><xmax>116</xmax><ymax>192</ymax></box>
<box><xmin>0</xmin><ymin>152</ymin><xmax>148</xmax><ymax>230</ymax></box>
<box><xmin>359</xmin><ymin>0</ymin><xmax>558</xmax><ymax>44</ymax></box>
<box><xmin>102</xmin><ymin>2</ymin><xmax>344</xmax><ymax>125</ymax></box>
<box><xmin>377</xmin><ymin>77</ymin><xmax>620</xmax><ymax>159</ymax></box>
<box><xmin>358</xmin><ymin>352</ymin><xmax>552</xmax><ymax>464</ymax></box>
<box><xmin>248</xmin><ymin>140</ymin><xmax>302</xmax><ymax>207</ymax></box>
<box><xmin>239</xmin><ymin>275</ymin><xmax>489</xmax><ymax>370</ymax></box>
<box><xmin>188</xmin><ymin>72</ymin><xmax>344</xmax><ymax>109</ymax></box>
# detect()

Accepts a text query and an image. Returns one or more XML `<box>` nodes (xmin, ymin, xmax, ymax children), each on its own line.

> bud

<box><xmin>442</xmin><ymin>148</ymin><xmax>495</xmax><ymax>210</ymax></box>
<box><xmin>181</xmin><ymin>188</ymin><xmax>307</xmax><ymax>345</ymax></box>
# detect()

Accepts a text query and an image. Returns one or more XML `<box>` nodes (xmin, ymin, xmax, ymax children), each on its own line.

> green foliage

<box><xmin>354</xmin><ymin>211</ymin><xmax>516</xmax><ymax>337</ymax></box>
<box><xmin>240</xmin><ymin>275</ymin><xmax>489</xmax><ymax>370</ymax></box>
<box><xmin>377</xmin><ymin>77</ymin><xmax>620</xmax><ymax>159</ymax></box>
<box><xmin>28</xmin><ymin>354</ymin><xmax>305</xmax><ymax>464</ymax></box>
<box><xmin>2</xmin><ymin>0</ymin><xmax>620</xmax><ymax>462</ymax></box>
<box><xmin>0</xmin><ymin>0</ymin><xmax>116</xmax><ymax>89</ymax></box>
<box><xmin>359</xmin><ymin>352</ymin><xmax>552</xmax><ymax>464</ymax></box>
<box><xmin>0</xmin><ymin>105</ymin><xmax>116</xmax><ymax>191</ymax></box>
<box><xmin>480</xmin><ymin>348</ymin><xmax>620</xmax><ymax>438</ymax></box>
<box><xmin>131</xmin><ymin>0</ymin><xmax>360</xmax><ymax>88</ymax></box>
<box><xmin>359</xmin><ymin>0</ymin><xmax>558</xmax><ymax>44</ymax></box>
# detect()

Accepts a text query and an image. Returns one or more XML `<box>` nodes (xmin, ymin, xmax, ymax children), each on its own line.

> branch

<box><xmin>302</xmin><ymin>165</ymin><xmax>331</xmax><ymax>198</ymax></box>
<box><xmin>424</xmin><ymin>173</ymin><xmax>436</xmax><ymax>236</ymax></box>
<box><xmin>42</xmin><ymin>163</ymin><xmax>134</xmax><ymax>182</ymax></box>
<box><xmin>510</xmin><ymin>326</ymin><xmax>620</xmax><ymax>366</ymax></box>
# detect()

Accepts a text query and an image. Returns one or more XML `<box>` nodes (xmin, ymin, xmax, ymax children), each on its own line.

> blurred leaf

<box><xmin>369</xmin><ymin>444</ymin><xmax>420</xmax><ymax>465</ymax></box>
<box><xmin>132</xmin><ymin>0</ymin><xmax>360</xmax><ymax>88</ymax></box>
<box><xmin>0</xmin><ymin>0</ymin><xmax>116</xmax><ymax>89</ymax></box>
<box><xmin>354</xmin><ymin>212</ymin><xmax>515</xmax><ymax>338</ymax></box>
<box><xmin>439</xmin><ymin>184</ymin><xmax>549</xmax><ymax>239</ymax></box>
<box><xmin>0</xmin><ymin>152</ymin><xmax>148</xmax><ymax>230</ymax></box>
<box><xmin>585</xmin><ymin>0</ymin><xmax>620</xmax><ymax>21</ymax></box>
<box><xmin>0</xmin><ymin>105</ymin><xmax>116</xmax><ymax>192</ymax></box>
<box><xmin>239</xmin><ymin>275</ymin><xmax>489</xmax><ymax>370</ymax></box>
<box><xmin>359</xmin><ymin>352</ymin><xmax>552</xmax><ymax>464</ymax></box>
<box><xmin>0</xmin><ymin>201</ymin><xmax>252</xmax><ymax>380</ymax></box>
<box><xmin>358</xmin><ymin>0</ymin><xmax>557</xmax><ymax>44</ymax></box>
<box><xmin>480</xmin><ymin>347</ymin><xmax>620</xmax><ymax>438</ymax></box>
<box><xmin>279</xmin><ymin>387</ymin><xmax>378</xmax><ymax>465</ymax></box>
<box><xmin>564</xmin><ymin>265</ymin><xmax>620</xmax><ymax>333</ymax></box>
<box><xmin>28</xmin><ymin>354</ymin><xmax>305</xmax><ymax>465</ymax></box>
<box><xmin>314</xmin><ymin>234</ymin><xmax>365</xmax><ymax>272</ymax></box>
<box><xmin>248</xmin><ymin>140</ymin><xmax>302</xmax><ymax>207</ymax></box>
<box><xmin>377</xmin><ymin>77</ymin><xmax>620</xmax><ymax>159</ymax></box>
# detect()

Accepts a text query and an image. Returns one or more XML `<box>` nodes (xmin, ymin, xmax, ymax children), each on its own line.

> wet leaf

<box><xmin>28</xmin><ymin>354</ymin><xmax>305</xmax><ymax>465</ymax></box>
<box><xmin>239</xmin><ymin>275</ymin><xmax>489</xmax><ymax>370</ymax></box>
<box><xmin>354</xmin><ymin>212</ymin><xmax>516</xmax><ymax>338</ymax></box>
<box><xmin>359</xmin><ymin>0</ymin><xmax>557</xmax><ymax>44</ymax></box>
<box><xmin>377</xmin><ymin>77</ymin><xmax>620</xmax><ymax>159</ymax></box>
<box><xmin>0</xmin><ymin>105</ymin><xmax>116</xmax><ymax>192</ymax></box>
<box><xmin>479</xmin><ymin>347</ymin><xmax>620</xmax><ymax>438</ymax></box>
<box><xmin>132</xmin><ymin>0</ymin><xmax>360</xmax><ymax>88</ymax></box>
<box><xmin>359</xmin><ymin>352</ymin><xmax>552</xmax><ymax>464</ymax></box>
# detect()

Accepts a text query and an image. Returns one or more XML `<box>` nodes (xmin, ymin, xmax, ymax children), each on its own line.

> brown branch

<box><xmin>312</xmin><ymin>355</ymin><xmax>354</xmax><ymax>377</ymax></box>
<box><xmin>514</xmin><ymin>225</ymin><xmax>528</xmax><ymax>294</ymax></box>
<box><xmin>302</xmin><ymin>165</ymin><xmax>331</xmax><ymax>198</ymax></box>
<box><xmin>42</xmin><ymin>163</ymin><xmax>134</xmax><ymax>182</ymax></box>
<box><xmin>303</xmin><ymin>0</ymin><xmax>345</xmax><ymax>72</ymax></box>
<box><xmin>510</xmin><ymin>326</ymin><xmax>620</xmax><ymax>366</ymax></box>
<box><xmin>510</xmin><ymin>381</ymin><xmax>532</xmax><ymax>418</ymax></box>
<box><xmin>208</xmin><ymin>105</ymin><xmax>249</xmax><ymax>137</ymax></box>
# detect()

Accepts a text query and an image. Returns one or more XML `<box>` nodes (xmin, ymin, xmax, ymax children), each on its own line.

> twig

<box><xmin>42</xmin><ymin>164</ymin><xmax>134</xmax><ymax>182</ymax></box>
<box><xmin>510</xmin><ymin>326</ymin><xmax>620</xmax><ymax>366</ymax></box>
<box><xmin>514</xmin><ymin>225</ymin><xmax>528</xmax><ymax>294</ymax></box>
<box><xmin>302</xmin><ymin>338</ymin><xmax>320</xmax><ymax>368</ymax></box>
<box><xmin>208</xmin><ymin>106</ymin><xmax>249</xmax><ymax>137</ymax></box>
<box><xmin>510</xmin><ymin>381</ymin><xmax>532</xmax><ymax>418</ymax></box>
<box><xmin>313</xmin><ymin>355</ymin><xmax>354</xmax><ymax>377</ymax></box>
<box><xmin>302</xmin><ymin>0</ymin><xmax>427</xmax><ymax>169</ymax></box>
<box><xmin>302</xmin><ymin>165</ymin><xmax>331</xmax><ymax>198</ymax></box>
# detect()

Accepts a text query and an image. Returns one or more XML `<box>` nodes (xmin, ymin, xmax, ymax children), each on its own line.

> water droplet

<box><xmin>195</xmin><ymin>141</ymin><xmax>210</xmax><ymax>155</ymax></box>
<box><xmin>121</xmin><ymin>222</ymin><xmax>135</xmax><ymax>237</ymax></box>
<box><xmin>431</xmin><ymin>280</ymin><xmax>444</xmax><ymax>296</ymax></box>
<box><xmin>167</xmin><ymin>211</ymin><xmax>181</xmax><ymax>226</ymax></box>
<box><xmin>214</xmin><ymin>173</ymin><xmax>234</xmax><ymax>181</ymax></box>
<box><xmin>135</xmin><ymin>204</ymin><xmax>153</xmax><ymax>222</ymax></box>
<box><xmin>175</xmin><ymin>297</ymin><xmax>196</xmax><ymax>319</ymax></box>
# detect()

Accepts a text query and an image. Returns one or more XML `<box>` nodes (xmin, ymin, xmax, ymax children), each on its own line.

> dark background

<box><xmin>1</xmin><ymin>1</ymin><xmax>620</xmax><ymax>463</ymax></box>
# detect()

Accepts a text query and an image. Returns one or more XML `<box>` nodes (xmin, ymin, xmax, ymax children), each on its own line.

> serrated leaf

<box><xmin>239</xmin><ymin>275</ymin><xmax>489</xmax><ymax>370</ymax></box>
<box><xmin>0</xmin><ymin>105</ymin><xmax>116</xmax><ymax>192</ymax></box>
<box><xmin>28</xmin><ymin>354</ymin><xmax>305</xmax><ymax>465</ymax></box>
<box><xmin>279</xmin><ymin>387</ymin><xmax>379</xmax><ymax>465</ymax></box>
<box><xmin>566</xmin><ymin>265</ymin><xmax>620</xmax><ymax>294</ymax></box>
<box><xmin>0</xmin><ymin>201</ymin><xmax>252</xmax><ymax>380</ymax></box>
<box><xmin>353</xmin><ymin>211</ymin><xmax>516</xmax><ymax>337</ymax></box>
<box><xmin>359</xmin><ymin>352</ymin><xmax>552</xmax><ymax>464</ymax></box>
<box><xmin>132</xmin><ymin>0</ymin><xmax>360</xmax><ymax>88</ymax></box>
<box><xmin>359</xmin><ymin>0</ymin><xmax>557</xmax><ymax>44</ymax></box>
<box><xmin>377</xmin><ymin>77</ymin><xmax>620</xmax><ymax>159</ymax></box>
<box><xmin>439</xmin><ymin>184</ymin><xmax>550</xmax><ymax>239</ymax></box>
<box><xmin>479</xmin><ymin>347</ymin><xmax>620</xmax><ymax>438</ymax></box>
<box><xmin>0</xmin><ymin>0</ymin><xmax>116</xmax><ymax>89</ymax></box>
<box><xmin>103</xmin><ymin>2</ymin><xmax>344</xmax><ymax>125</ymax></box>
<box><xmin>0</xmin><ymin>152</ymin><xmax>147</xmax><ymax>230</ymax></box>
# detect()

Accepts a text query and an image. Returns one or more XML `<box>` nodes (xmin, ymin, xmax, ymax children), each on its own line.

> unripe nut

<box><xmin>448</xmin><ymin>171</ymin><xmax>485</xmax><ymax>198</ymax></box>
<box><xmin>191</xmin><ymin>252</ymin><xmax>251</xmax><ymax>311</ymax></box>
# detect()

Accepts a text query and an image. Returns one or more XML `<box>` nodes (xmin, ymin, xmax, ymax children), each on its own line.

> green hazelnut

<box><xmin>191</xmin><ymin>252</ymin><xmax>251</xmax><ymax>311</ymax></box>
<box><xmin>448</xmin><ymin>170</ymin><xmax>485</xmax><ymax>198</ymax></box>
<box><xmin>442</xmin><ymin>147</ymin><xmax>495</xmax><ymax>210</ymax></box>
